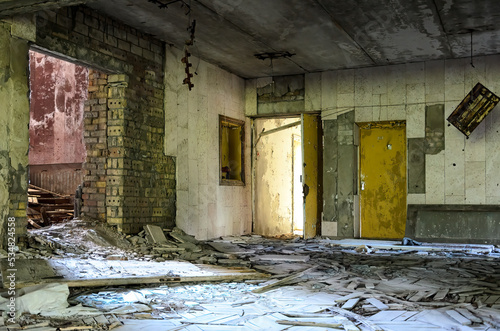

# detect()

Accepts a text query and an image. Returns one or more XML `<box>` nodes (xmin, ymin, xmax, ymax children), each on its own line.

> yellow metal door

<box><xmin>359</xmin><ymin>121</ymin><xmax>406</xmax><ymax>239</ymax></box>
<box><xmin>301</xmin><ymin>114</ymin><xmax>322</xmax><ymax>239</ymax></box>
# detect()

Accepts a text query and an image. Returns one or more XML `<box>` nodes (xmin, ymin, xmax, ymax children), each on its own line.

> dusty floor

<box><xmin>1</xmin><ymin>219</ymin><xmax>500</xmax><ymax>330</ymax></box>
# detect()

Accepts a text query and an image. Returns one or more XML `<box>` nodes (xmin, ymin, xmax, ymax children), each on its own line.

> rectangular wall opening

<box><xmin>219</xmin><ymin>115</ymin><xmax>245</xmax><ymax>185</ymax></box>
<box><xmin>27</xmin><ymin>50</ymin><xmax>89</xmax><ymax>228</ymax></box>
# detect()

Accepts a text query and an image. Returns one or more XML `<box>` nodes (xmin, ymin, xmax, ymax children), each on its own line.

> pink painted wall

<box><xmin>29</xmin><ymin>51</ymin><xmax>88</xmax><ymax>165</ymax></box>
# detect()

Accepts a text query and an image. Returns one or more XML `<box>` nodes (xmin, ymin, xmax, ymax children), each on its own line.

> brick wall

<box><xmin>82</xmin><ymin>69</ymin><xmax>108</xmax><ymax>220</ymax></box>
<box><xmin>36</xmin><ymin>6</ymin><xmax>176</xmax><ymax>232</ymax></box>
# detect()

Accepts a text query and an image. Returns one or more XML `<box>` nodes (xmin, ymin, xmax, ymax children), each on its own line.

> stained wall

<box><xmin>316</xmin><ymin>57</ymin><xmax>500</xmax><ymax>241</ymax></box>
<box><xmin>165</xmin><ymin>46</ymin><xmax>252</xmax><ymax>240</ymax></box>
<box><xmin>246</xmin><ymin>56</ymin><xmax>500</xmax><ymax>243</ymax></box>
<box><xmin>0</xmin><ymin>16</ymin><xmax>33</xmax><ymax>248</ymax></box>
<box><xmin>29</xmin><ymin>51</ymin><xmax>88</xmax><ymax>165</ymax></box>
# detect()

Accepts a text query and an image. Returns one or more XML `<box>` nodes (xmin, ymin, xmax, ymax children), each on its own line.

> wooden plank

<box><xmin>485</xmin><ymin>295</ymin><xmax>500</xmax><ymax>304</ymax></box>
<box><xmin>28</xmin><ymin>219</ymin><xmax>42</xmax><ymax>229</ymax></box>
<box><xmin>455</xmin><ymin>308</ymin><xmax>482</xmax><ymax>324</ymax></box>
<box><xmin>249</xmin><ymin>254</ymin><xmax>310</xmax><ymax>263</ymax></box>
<box><xmin>29</xmin><ymin>184</ymin><xmax>69</xmax><ymax>198</ymax></box>
<box><xmin>391</xmin><ymin>311</ymin><xmax>419</xmax><ymax>321</ymax></box>
<box><xmin>445</xmin><ymin>310</ymin><xmax>472</xmax><ymax>326</ymax></box>
<box><xmin>252</xmin><ymin>266</ymin><xmax>317</xmax><ymax>294</ymax></box>
<box><xmin>433</xmin><ymin>289</ymin><xmax>449</xmax><ymax>300</ymax></box>
<box><xmin>260</xmin><ymin>120</ymin><xmax>301</xmax><ymax>137</ymax></box>
<box><xmin>365</xmin><ymin>298</ymin><xmax>389</xmax><ymax>310</ymax></box>
<box><xmin>335</xmin><ymin>292</ymin><xmax>363</xmax><ymax>303</ymax></box>
<box><xmin>369</xmin><ymin>310</ymin><xmax>406</xmax><ymax>321</ymax></box>
<box><xmin>328</xmin><ymin>307</ymin><xmax>383</xmax><ymax>331</ymax></box>
<box><xmin>342</xmin><ymin>298</ymin><xmax>360</xmax><ymax>310</ymax></box>
<box><xmin>408</xmin><ymin>291</ymin><xmax>428</xmax><ymax>302</ymax></box>
<box><xmin>1</xmin><ymin>258</ymin><xmax>268</xmax><ymax>288</ymax></box>
<box><xmin>276</xmin><ymin>320</ymin><xmax>342</xmax><ymax>328</ymax></box>
<box><xmin>375</xmin><ymin>321</ymin><xmax>442</xmax><ymax>329</ymax></box>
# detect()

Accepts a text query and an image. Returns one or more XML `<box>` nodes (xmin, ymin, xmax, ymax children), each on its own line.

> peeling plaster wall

<box><xmin>246</xmin><ymin>56</ymin><xmax>500</xmax><ymax>242</ymax></box>
<box><xmin>164</xmin><ymin>46</ymin><xmax>251</xmax><ymax>240</ymax></box>
<box><xmin>254</xmin><ymin>118</ymin><xmax>301</xmax><ymax>236</ymax></box>
<box><xmin>0</xmin><ymin>19</ymin><xmax>31</xmax><ymax>248</ymax></box>
<box><xmin>29</xmin><ymin>51</ymin><xmax>88</xmax><ymax>165</ymax></box>
<box><xmin>314</xmin><ymin>56</ymin><xmax>500</xmax><ymax>241</ymax></box>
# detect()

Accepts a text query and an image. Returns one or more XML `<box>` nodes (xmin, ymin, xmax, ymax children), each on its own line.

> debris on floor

<box><xmin>1</xmin><ymin>219</ymin><xmax>499</xmax><ymax>330</ymax></box>
<box><xmin>26</xmin><ymin>184</ymin><xmax>74</xmax><ymax>229</ymax></box>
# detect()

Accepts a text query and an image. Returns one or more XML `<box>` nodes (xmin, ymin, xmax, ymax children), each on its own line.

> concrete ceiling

<box><xmin>7</xmin><ymin>0</ymin><xmax>500</xmax><ymax>79</ymax></box>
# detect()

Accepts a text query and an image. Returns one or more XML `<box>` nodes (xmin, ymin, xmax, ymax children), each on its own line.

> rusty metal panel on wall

<box><xmin>447</xmin><ymin>83</ymin><xmax>499</xmax><ymax>136</ymax></box>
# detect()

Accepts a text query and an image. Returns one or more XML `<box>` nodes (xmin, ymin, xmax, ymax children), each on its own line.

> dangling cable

<box><xmin>470</xmin><ymin>30</ymin><xmax>475</xmax><ymax>68</ymax></box>
<box><xmin>270</xmin><ymin>57</ymin><xmax>275</xmax><ymax>95</ymax></box>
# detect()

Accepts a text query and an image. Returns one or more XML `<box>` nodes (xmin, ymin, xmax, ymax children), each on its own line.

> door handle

<box><xmin>361</xmin><ymin>181</ymin><xmax>365</xmax><ymax>191</ymax></box>
<box><xmin>302</xmin><ymin>184</ymin><xmax>309</xmax><ymax>198</ymax></box>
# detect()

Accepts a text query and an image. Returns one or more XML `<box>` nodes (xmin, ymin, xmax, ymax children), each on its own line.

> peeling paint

<box><xmin>29</xmin><ymin>51</ymin><xmax>88</xmax><ymax>165</ymax></box>
<box><xmin>254</xmin><ymin>118</ymin><xmax>301</xmax><ymax>236</ymax></box>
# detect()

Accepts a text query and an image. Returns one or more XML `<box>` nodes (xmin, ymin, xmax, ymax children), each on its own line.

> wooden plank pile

<box><xmin>27</xmin><ymin>184</ymin><xmax>74</xmax><ymax>229</ymax></box>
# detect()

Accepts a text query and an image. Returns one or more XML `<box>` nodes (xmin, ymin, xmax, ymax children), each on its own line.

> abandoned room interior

<box><xmin>1</xmin><ymin>0</ymin><xmax>500</xmax><ymax>330</ymax></box>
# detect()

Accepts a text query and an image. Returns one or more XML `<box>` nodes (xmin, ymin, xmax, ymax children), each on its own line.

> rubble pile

<box><xmin>0</xmin><ymin>219</ymin><xmax>499</xmax><ymax>330</ymax></box>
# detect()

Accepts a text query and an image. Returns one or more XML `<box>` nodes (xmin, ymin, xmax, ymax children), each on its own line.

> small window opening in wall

<box><xmin>219</xmin><ymin>115</ymin><xmax>245</xmax><ymax>186</ymax></box>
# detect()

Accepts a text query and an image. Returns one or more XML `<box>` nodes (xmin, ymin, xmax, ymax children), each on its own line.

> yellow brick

<box><xmin>14</xmin><ymin>209</ymin><xmax>26</xmax><ymax>217</ymax></box>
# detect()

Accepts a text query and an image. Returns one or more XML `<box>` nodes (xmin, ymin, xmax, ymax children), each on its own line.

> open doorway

<box><xmin>253</xmin><ymin>117</ymin><xmax>303</xmax><ymax>237</ymax></box>
<box><xmin>27</xmin><ymin>50</ymin><xmax>89</xmax><ymax>228</ymax></box>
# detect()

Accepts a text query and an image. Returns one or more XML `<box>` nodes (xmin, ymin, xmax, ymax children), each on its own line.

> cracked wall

<box><xmin>0</xmin><ymin>19</ymin><xmax>31</xmax><ymax>248</ymax></box>
<box><xmin>164</xmin><ymin>46</ymin><xmax>251</xmax><ymax>240</ymax></box>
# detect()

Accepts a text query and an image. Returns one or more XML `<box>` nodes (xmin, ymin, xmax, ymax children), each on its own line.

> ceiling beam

<box><xmin>0</xmin><ymin>0</ymin><xmax>95</xmax><ymax>18</ymax></box>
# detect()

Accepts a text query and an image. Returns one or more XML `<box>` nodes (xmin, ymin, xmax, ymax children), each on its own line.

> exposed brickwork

<box><xmin>36</xmin><ymin>5</ymin><xmax>176</xmax><ymax>233</ymax></box>
<box><xmin>82</xmin><ymin>69</ymin><xmax>108</xmax><ymax>220</ymax></box>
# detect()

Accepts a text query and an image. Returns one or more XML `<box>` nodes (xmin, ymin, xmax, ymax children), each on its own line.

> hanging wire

<box><xmin>270</xmin><ymin>57</ymin><xmax>275</xmax><ymax>95</ymax></box>
<box><xmin>470</xmin><ymin>30</ymin><xmax>475</xmax><ymax>68</ymax></box>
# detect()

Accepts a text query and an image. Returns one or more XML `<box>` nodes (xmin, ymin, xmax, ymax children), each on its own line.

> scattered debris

<box><xmin>1</xmin><ymin>219</ymin><xmax>499</xmax><ymax>330</ymax></box>
<box><xmin>403</xmin><ymin>237</ymin><xmax>422</xmax><ymax>246</ymax></box>
<box><xmin>27</xmin><ymin>184</ymin><xmax>74</xmax><ymax>229</ymax></box>
<box><xmin>143</xmin><ymin>225</ymin><xmax>168</xmax><ymax>245</ymax></box>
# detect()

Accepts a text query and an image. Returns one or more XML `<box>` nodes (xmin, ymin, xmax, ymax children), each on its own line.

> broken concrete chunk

<box><xmin>169</xmin><ymin>227</ymin><xmax>199</xmax><ymax>244</ymax></box>
<box><xmin>128</xmin><ymin>236</ymin><xmax>142</xmax><ymax>245</ymax></box>
<box><xmin>208</xmin><ymin>242</ymin><xmax>256</xmax><ymax>255</ymax></box>
<box><xmin>178</xmin><ymin>242</ymin><xmax>202</xmax><ymax>253</ymax></box>
<box><xmin>144</xmin><ymin>225</ymin><xmax>168</xmax><ymax>245</ymax></box>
